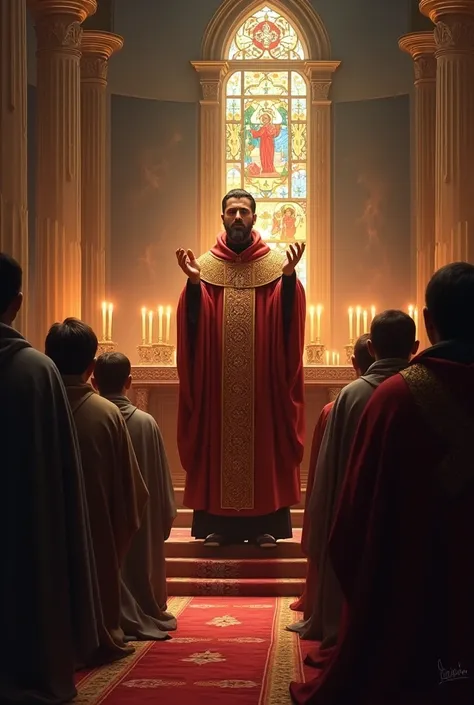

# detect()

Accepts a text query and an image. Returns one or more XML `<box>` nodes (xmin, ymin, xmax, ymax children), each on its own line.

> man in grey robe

<box><xmin>93</xmin><ymin>352</ymin><xmax>177</xmax><ymax>638</ymax></box>
<box><xmin>297</xmin><ymin>310</ymin><xmax>418</xmax><ymax>657</ymax></box>
<box><xmin>0</xmin><ymin>253</ymin><xmax>99</xmax><ymax>704</ymax></box>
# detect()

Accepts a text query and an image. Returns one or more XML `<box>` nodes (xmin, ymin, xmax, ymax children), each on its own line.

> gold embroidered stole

<box><xmin>198</xmin><ymin>249</ymin><xmax>284</xmax><ymax>510</ymax></box>
<box><xmin>400</xmin><ymin>364</ymin><xmax>474</xmax><ymax>498</ymax></box>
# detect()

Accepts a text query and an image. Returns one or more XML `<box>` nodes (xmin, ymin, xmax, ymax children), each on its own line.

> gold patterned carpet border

<box><xmin>74</xmin><ymin>597</ymin><xmax>192</xmax><ymax>703</ymax></box>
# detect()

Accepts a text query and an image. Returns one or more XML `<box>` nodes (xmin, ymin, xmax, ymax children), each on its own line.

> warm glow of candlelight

<box><xmin>309</xmin><ymin>305</ymin><xmax>315</xmax><ymax>342</ymax></box>
<box><xmin>325</xmin><ymin>350</ymin><xmax>330</xmax><ymax>365</ymax></box>
<box><xmin>356</xmin><ymin>306</ymin><xmax>361</xmax><ymax>338</ymax></box>
<box><xmin>363</xmin><ymin>309</ymin><xmax>368</xmax><ymax>333</ymax></box>
<box><xmin>166</xmin><ymin>306</ymin><xmax>171</xmax><ymax>343</ymax></box>
<box><xmin>414</xmin><ymin>307</ymin><xmax>419</xmax><ymax>337</ymax></box>
<box><xmin>101</xmin><ymin>301</ymin><xmax>107</xmax><ymax>341</ymax></box>
<box><xmin>348</xmin><ymin>307</ymin><xmax>353</xmax><ymax>341</ymax></box>
<box><xmin>148</xmin><ymin>310</ymin><xmax>153</xmax><ymax>344</ymax></box>
<box><xmin>158</xmin><ymin>305</ymin><xmax>164</xmax><ymax>342</ymax></box>
<box><xmin>107</xmin><ymin>303</ymin><xmax>113</xmax><ymax>341</ymax></box>
<box><xmin>316</xmin><ymin>304</ymin><xmax>322</xmax><ymax>340</ymax></box>
<box><xmin>141</xmin><ymin>307</ymin><xmax>147</xmax><ymax>343</ymax></box>
<box><xmin>408</xmin><ymin>304</ymin><xmax>414</xmax><ymax>319</ymax></box>
<box><xmin>371</xmin><ymin>305</ymin><xmax>376</xmax><ymax>322</ymax></box>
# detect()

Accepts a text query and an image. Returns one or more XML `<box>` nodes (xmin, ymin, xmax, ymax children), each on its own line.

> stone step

<box><xmin>165</xmin><ymin>528</ymin><xmax>304</xmax><ymax>559</ymax></box>
<box><xmin>166</xmin><ymin>557</ymin><xmax>306</xmax><ymax>579</ymax></box>
<box><xmin>167</xmin><ymin>577</ymin><xmax>304</xmax><ymax>597</ymax></box>
<box><xmin>173</xmin><ymin>487</ymin><xmax>307</xmax><ymax>510</ymax></box>
<box><xmin>173</xmin><ymin>506</ymin><xmax>305</xmax><ymax>529</ymax></box>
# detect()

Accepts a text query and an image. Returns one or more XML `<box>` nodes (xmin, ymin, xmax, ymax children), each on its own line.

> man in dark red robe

<box><xmin>290</xmin><ymin>333</ymin><xmax>374</xmax><ymax>615</ymax></box>
<box><xmin>176</xmin><ymin>188</ymin><xmax>305</xmax><ymax>548</ymax></box>
<box><xmin>290</xmin><ymin>262</ymin><xmax>474</xmax><ymax>705</ymax></box>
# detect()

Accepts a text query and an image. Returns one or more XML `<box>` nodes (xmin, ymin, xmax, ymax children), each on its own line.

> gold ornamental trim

<box><xmin>220</xmin><ymin>285</ymin><xmax>255</xmax><ymax>510</ymax></box>
<box><xmin>198</xmin><ymin>249</ymin><xmax>284</xmax><ymax>289</ymax></box>
<box><xmin>400</xmin><ymin>363</ymin><xmax>474</xmax><ymax>498</ymax></box>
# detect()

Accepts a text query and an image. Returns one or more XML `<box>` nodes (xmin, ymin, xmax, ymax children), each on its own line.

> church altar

<box><xmin>129</xmin><ymin>364</ymin><xmax>355</xmax><ymax>489</ymax></box>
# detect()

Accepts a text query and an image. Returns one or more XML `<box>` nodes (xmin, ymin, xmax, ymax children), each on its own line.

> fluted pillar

<box><xmin>304</xmin><ymin>61</ymin><xmax>340</xmax><ymax>346</ymax></box>
<box><xmin>80</xmin><ymin>30</ymin><xmax>122</xmax><ymax>332</ymax></box>
<box><xmin>0</xmin><ymin>0</ymin><xmax>28</xmax><ymax>334</ymax></box>
<box><xmin>399</xmin><ymin>32</ymin><xmax>436</xmax><ymax>349</ymax></box>
<box><xmin>27</xmin><ymin>0</ymin><xmax>96</xmax><ymax>344</ymax></box>
<box><xmin>420</xmin><ymin>0</ymin><xmax>474</xmax><ymax>266</ymax></box>
<box><xmin>191</xmin><ymin>61</ymin><xmax>228</xmax><ymax>253</ymax></box>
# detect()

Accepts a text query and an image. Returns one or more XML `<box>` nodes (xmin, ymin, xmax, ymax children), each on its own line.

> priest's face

<box><xmin>222</xmin><ymin>197</ymin><xmax>256</xmax><ymax>246</ymax></box>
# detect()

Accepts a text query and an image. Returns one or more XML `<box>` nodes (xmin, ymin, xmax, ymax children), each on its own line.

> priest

<box><xmin>93</xmin><ymin>352</ymin><xmax>177</xmax><ymax>639</ymax></box>
<box><xmin>45</xmin><ymin>319</ymin><xmax>149</xmax><ymax>662</ymax></box>
<box><xmin>176</xmin><ymin>189</ymin><xmax>306</xmax><ymax>548</ymax></box>
<box><xmin>289</xmin><ymin>333</ymin><xmax>374</xmax><ymax>616</ymax></box>
<box><xmin>290</xmin><ymin>264</ymin><xmax>474</xmax><ymax>705</ymax></box>
<box><xmin>0</xmin><ymin>254</ymin><xmax>99</xmax><ymax>704</ymax></box>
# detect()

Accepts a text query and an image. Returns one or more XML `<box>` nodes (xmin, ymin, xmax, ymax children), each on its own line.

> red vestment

<box><xmin>291</xmin><ymin>353</ymin><xmax>474</xmax><ymax>705</ymax></box>
<box><xmin>177</xmin><ymin>232</ymin><xmax>305</xmax><ymax>517</ymax></box>
<box><xmin>251</xmin><ymin>123</ymin><xmax>281</xmax><ymax>174</ymax></box>
<box><xmin>291</xmin><ymin>402</ymin><xmax>333</xmax><ymax>613</ymax></box>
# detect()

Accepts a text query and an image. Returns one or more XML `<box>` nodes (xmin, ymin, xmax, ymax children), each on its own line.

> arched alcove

<box><xmin>192</xmin><ymin>1</ymin><xmax>340</xmax><ymax>344</ymax></box>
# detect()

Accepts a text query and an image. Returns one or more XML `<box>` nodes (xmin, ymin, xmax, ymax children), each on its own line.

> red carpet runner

<box><xmin>75</xmin><ymin>596</ymin><xmax>304</xmax><ymax>704</ymax></box>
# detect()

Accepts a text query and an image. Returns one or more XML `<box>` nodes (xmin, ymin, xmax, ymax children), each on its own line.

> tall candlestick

<box><xmin>166</xmin><ymin>306</ymin><xmax>171</xmax><ymax>343</ymax></box>
<box><xmin>348</xmin><ymin>307</ymin><xmax>353</xmax><ymax>341</ymax></box>
<box><xmin>363</xmin><ymin>309</ymin><xmax>368</xmax><ymax>333</ymax></box>
<box><xmin>370</xmin><ymin>305</ymin><xmax>376</xmax><ymax>322</ymax></box>
<box><xmin>336</xmin><ymin>352</ymin><xmax>340</xmax><ymax>366</ymax></box>
<box><xmin>107</xmin><ymin>303</ymin><xmax>113</xmax><ymax>341</ymax></box>
<box><xmin>325</xmin><ymin>350</ymin><xmax>330</xmax><ymax>366</ymax></box>
<box><xmin>101</xmin><ymin>301</ymin><xmax>107</xmax><ymax>341</ymax></box>
<box><xmin>158</xmin><ymin>305</ymin><xmax>164</xmax><ymax>342</ymax></box>
<box><xmin>141</xmin><ymin>307</ymin><xmax>147</xmax><ymax>344</ymax></box>
<box><xmin>316</xmin><ymin>304</ymin><xmax>322</xmax><ymax>341</ymax></box>
<box><xmin>332</xmin><ymin>351</ymin><xmax>336</xmax><ymax>365</ymax></box>
<box><xmin>356</xmin><ymin>306</ymin><xmax>361</xmax><ymax>338</ymax></box>
<box><xmin>148</xmin><ymin>310</ymin><xmax>153</xmax><ymax>345</ymax></box>
<box><xmin>309</xmin><ymin>305</ymin><xmax>315</xmax><ymax>342</ymax></box>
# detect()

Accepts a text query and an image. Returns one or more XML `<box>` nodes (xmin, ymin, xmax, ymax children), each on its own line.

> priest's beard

<box><xmin>224</xmin><ymin>223</ymin><xmax>253</xmax><ymax>253</ymax></box>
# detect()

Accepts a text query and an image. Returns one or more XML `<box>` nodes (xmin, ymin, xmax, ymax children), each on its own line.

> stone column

<box><xmin>27</xmin><ymin>0</ymin><xmax>96</xmax><ymax>345</ymax></box>
<box><xmin>80</xmin><ymin>30</ymin><xmax>122</xmax><ymax>333</ymax></box>
<box><xmin>304</xmin><ymin>61</ymin><xmax>340</xmax><ymax>346</ymax></box>
<box><xmin>0</xmin><ymin>0</ymin><xmax>28</xmax><ymax>334</ymax></box>
<box><xmin>191</xmin><ymin>61</ymin><xmax>228</xmax><ymax>254</ymax></box>
<box><xmin>420</xmin><ymin>0</ymin><xmax>474</xmax><ymax>266</ymax></box>
<box><xmin>399</xmin><ymin>32</ymin><xmax>436</xmax><ymax>349</ymax></box>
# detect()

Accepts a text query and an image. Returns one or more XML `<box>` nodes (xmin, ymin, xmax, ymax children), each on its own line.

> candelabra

<box><xmin>305</xmin><ymin>341</ymin><xmax>326</xmax><ymax>365</ymax></box>
<box><xmin>137</xmin><ymin>342</ymin><xmax>175</xmax><ymax>366</ymax></box>
<box><xmin>344</xmin><ymin>341</ymin><xmax>354</xmax><ymax>365</ymax></box>
<box><xmin>97</xmin><ymin>340</ymin><xmax>118</xmax><ymax>356</ymax></box>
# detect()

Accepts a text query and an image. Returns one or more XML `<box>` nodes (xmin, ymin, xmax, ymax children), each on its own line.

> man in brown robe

<box><xmin>302</xmin><ymin>311</ymin><xmax>418</xmax><ymax>660</ymax></box>
<box><xmin>93</xmin><ymin>352</ymin><xmax>177</xmax><ymax>640</ymax></box>
<box><xmin>45</xmin><ymin>318</ymin><xmax>149</xmax><ymax>661</ymax></box>
<box><xmin>0</xmin><ymin>254</ymin><xmax>99</xmax><ymax>704</ymax></box>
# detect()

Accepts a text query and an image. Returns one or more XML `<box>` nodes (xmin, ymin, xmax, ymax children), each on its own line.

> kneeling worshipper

<box><xmin>45</xmin><ymin>318</ymin><xmax>149</xmax><ymax>662</ymax></box>
<box><xmin>289</xmin><ymin>333</ymin><xmax>374</xmax><ymax>617</ymax></box>
<box><xmin>299</xmin><ymin>311</ymin><xmax>417</xmax><ymax>666</ymax></box>
<box><xmin>290</xmin><ymin>262</ymin><xmax>474</xmax><ymax>705</ymax></box>
<box><xmin>93</xmin><ymin>352</ymin><xmax>178</xmax><ymax>639</ymax></box>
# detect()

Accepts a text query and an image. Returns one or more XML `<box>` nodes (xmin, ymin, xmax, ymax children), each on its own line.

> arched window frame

<box><xmin>192</xmin><ymin>0</ymin><xmax>340</xmax><ymax>346</ymax></box>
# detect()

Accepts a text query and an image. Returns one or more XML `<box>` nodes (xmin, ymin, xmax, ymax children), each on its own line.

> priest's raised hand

<box><xmin>282</xmin><ymin>242</ymin><xmax>305</xmax><ymax>277</ymax></box>
<box><xmin>176</xmin><ymin>248</ymin><xmax>201</xmax><ymax>284</ymax></box>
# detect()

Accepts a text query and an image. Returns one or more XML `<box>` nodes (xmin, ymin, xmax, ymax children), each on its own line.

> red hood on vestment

<box><xmin>211</xmin><ymin>230</ymin><xmax>271</xmax><ymax>263</ymax></box>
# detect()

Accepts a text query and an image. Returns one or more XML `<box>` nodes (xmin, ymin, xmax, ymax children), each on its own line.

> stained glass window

<box><xmin>228</xmin><ymin>6</ymin><xmax>305</xmax><ymax>61</ymax></box>
<box><xmin>225</xmin><ymin>69</ymin><xmax>308</xmax><ymax>286</ymax></box>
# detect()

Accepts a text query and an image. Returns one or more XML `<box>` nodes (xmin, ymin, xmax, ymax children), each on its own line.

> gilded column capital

<box><xmin>399</xmin><ymin>32</ymin><xmax>437</xmax><ymax>82</ymax></box>
<box><xmin>27</xmin><ymin>0</ymin><xmax>97</xmax><ymax>52</ymax></box>
<box><xmin>81</xmin><ymin>30</ymin><xmax>123</xmax><ymax>83</ymax></box>
<box><xmin>420</xmin><ymin>0</ymin><xmax>474</xmax><ymax>53</ymax></box>
<box><xmin>191</xmin><ymin>60</ymin><xmax>229</xmax><ymax>103</ymax></box>
<box><xmin>304</xmin><ymin>60</ymin><xmax>341</xmax><ymax>103</ymax></box>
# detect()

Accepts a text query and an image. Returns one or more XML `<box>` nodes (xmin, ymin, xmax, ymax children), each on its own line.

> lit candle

<box><xmin>309</xmin><ymin>305</ymin><xmax>315</xmax><ymax>342</ymax></box>
<box><xmin>414</xmin><ymin>307</ymin><xmax>419</xmax><ymax>336</ymax></box>
<box><xmin>363</xmin><ymin>309</ymin><xmax>368</xmax><ymax>333</ymax></box>
<box><xmin>332</xmin><ymin>351</ymin><xmax>337</xmax><ymax>365</ymax></box>
<box><xmin>348</xmin><ymin>307</ymin><xmax>353</xmax><ymax>341</ymax></box>
<box><xmin>316</xmin><ymin>304</ymin><xmax>322</xmax><ymax>341</ymax></box>
<box><xmin>148</xmin><ymin>310</ymin><xmax>153</xmax><ymax>344</ymax></box>
<box><xmin>408</xmin><ymin>304</ymin><xmax>414</xmax><ymax>319</ymax></box>
<box><xmin>336</xmin><ymin>352</ymin><xmax>340</xmax><ymax>366</ymax></box>
<box><xmin>371</xmin><ymin>305</ymin><xmax>376</xmax><ymax>322</ymax></box>
<box><xmin>107</xmin><ymin>303</ymin><xmax>113</xmax><ymax>341</ymax></box>
<box><xmin>166</xmin><ymin>306</ymin><xmax>171</xmax><ymax>343</ymax></box>
<box><xmin>141</xmin><ymin>307</ymin><xmax>147</xmax><ymax>343</ymax></box>
<box><xmin>356</xmin><ymin>306</ymin><xmax>361</xmax><ymax>337</ymax></box>
<box><xmin>101</xmin><ymin>301</ymin><xmax>107</xmax><ymax>341</ymax></box>
<box><xmin>158</xmin><ymin>305</ymin><xmax>164</xmax><ymax>342</ymax></box>
<box><xmin>325</xmin><ymin>350</ymin><xmax>330</xmax><ymax>365</ymax></box>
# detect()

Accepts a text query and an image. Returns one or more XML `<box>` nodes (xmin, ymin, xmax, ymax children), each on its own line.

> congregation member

<box><xmin>45</xmin><ymin>319</ymin><xmax>149</xmax><ymax>661</ymax></box>
<box><xmin>289</xmin><ymin>334</ymin><xmax>374</xmax><ymax>618</ymax></box>
<box><xmin>301</xmin><ymin>311</ymin><xmax>418</xmax><ymax>659</ymax></box>
<box><xmin>93</xmin><ymin>352</ymin><xmax>177</xmax><ymax>639</ymax></box>
<box><xmin>291</xmin><ymin>262</ymin><xmax>474</xmax><ymax>705</ymax></box>
<box><xmin>176</xmin><ymin>189</ymin><xmax>305</xmax><ymax>548</ymax></box>
<box><xmin>0</xmin><ymin>254</ymin><xmax>99</xmax><ymax>704</ymax></box>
